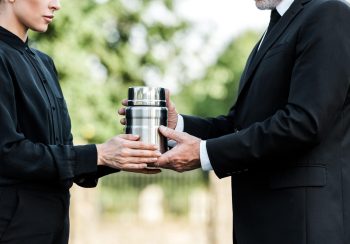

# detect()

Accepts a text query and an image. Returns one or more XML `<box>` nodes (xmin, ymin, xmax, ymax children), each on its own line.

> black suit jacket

<box><xmin>182</xmin><ymin>0</ymin><xmax>350</xmax><ymax>243</ymax></box>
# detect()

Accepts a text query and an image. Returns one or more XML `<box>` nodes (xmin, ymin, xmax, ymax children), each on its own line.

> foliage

<box><xmin>174</xmin><ymin>31</ymin><xmax>260</xmax><ymax>117</ymax></box>
<box><xmin>30</xmin><ymin>0</ymin><xmax>189</xmax><ymax>143</ymax></box>
<box><xmin>29</xmin><ymin>0</ymin><xmax>260</xmax><ymax>143</ymax></box>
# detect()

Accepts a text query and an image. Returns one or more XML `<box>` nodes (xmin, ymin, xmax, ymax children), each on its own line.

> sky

<box><xmin>176</xmin><ymin>0</ymin><xmax>270</xmax><ymax>47</ymax></box>
<box><xmin>177</xmin><ymin>0</ymin><xmax>350</xmax><ymax>44</ymax></box>
<box><xmin>149</xmin><ymin>0</ymin><xmax>271</xmax><ymax>90</ymax></box>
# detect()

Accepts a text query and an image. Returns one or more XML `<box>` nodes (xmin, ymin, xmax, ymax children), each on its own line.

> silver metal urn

<box><xmin>125</xmin><ymin>87</ymin><xmax>168</xmax><ymax>153</ymax></box>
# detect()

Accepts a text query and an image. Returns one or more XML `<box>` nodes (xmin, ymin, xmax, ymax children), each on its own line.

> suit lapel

<box><xmin>236</xmin><ymin>0</ymin><xmax>310</xmax><ymax>99</ymax></box>
<box><xmin>238</xmin><ymin>41</ymin><xmax>261</xmax><ymax>93</ymax></box>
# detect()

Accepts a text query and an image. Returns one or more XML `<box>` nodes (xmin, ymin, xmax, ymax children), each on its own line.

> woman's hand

<box><xmin>96</xmin><ymin>134</ymin><xmax>161</xmax><ymax>172</ymax></box>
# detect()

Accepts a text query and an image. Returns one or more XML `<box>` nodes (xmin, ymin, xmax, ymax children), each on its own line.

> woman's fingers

<box><xmin>118</xmin><ymin>134</ymin><xmax>139</xmax><ymax>141</ymax></box>
<box><xmin>119</xmin><ymin>163</ymin><xmax>148</xmax><ymax>169</ymax></box>
<box><xmin>121</xmin><ymin>148</ymin><xmax>161</xmax><ymax>158</ymax></box>
<box><xmin>121</xmin><ymin>139</ymin><xmax>159</xmax><ymax>151</ymax></box>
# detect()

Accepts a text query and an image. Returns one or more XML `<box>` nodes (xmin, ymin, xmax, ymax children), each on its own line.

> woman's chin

<box><xmin>31</xmin><ymin>25</ymin><xmax>49</xmax><ymax>33</ymax></box>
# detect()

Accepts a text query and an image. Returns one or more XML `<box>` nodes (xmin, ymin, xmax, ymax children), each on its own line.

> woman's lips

<box><xmin>43</xmin><ymin>15</ymin><xmax>54</xmax><ymax>23</ymax></box>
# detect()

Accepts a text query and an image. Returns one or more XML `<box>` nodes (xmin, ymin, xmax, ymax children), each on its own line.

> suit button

<box><xmin>52</xmin><ymin>106</ymin><xmax>56</xmax><ymax>111</ymax></box>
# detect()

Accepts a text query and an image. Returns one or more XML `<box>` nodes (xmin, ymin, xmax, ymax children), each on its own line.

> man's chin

<box><xmin>255</xmin><ymin>0</ymin><xmax>281</xmax><ymax>10</ymax></box>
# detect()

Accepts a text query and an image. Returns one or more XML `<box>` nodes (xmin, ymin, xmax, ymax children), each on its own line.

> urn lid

<box><xmin>127</xmin><ymin>86</ymin><xmax>166</xmax><ymax>107</ymax></box>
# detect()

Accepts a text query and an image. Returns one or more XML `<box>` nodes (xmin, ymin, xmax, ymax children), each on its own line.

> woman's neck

<box><xmin>0</xmin><ymin>10</ymin><xmax>28</xmax><ymax>42</ymax></box>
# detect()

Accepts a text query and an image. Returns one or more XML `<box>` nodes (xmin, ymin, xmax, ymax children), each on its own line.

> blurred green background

<box><xmin>30</xmin><ymin>0</ymin><xmax>259</xmax><ymax>142</ymax></box>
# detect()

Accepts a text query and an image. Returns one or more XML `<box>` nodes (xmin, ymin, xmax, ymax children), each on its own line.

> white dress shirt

<box><xmin>175</xmin><ymin>0</ymin><xmax>295</xmax><ymax>171</ymax></box>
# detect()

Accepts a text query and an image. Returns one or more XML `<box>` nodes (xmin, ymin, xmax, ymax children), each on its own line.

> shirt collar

<box><xmin>276</xmin><ymin>0</ymin><xmax>295</xmax><ymax>16</ymax></box>
<box><xmin>0</xmin><ymin>26</ymin><xmax>30</xmax><ymax>52</ymax></box>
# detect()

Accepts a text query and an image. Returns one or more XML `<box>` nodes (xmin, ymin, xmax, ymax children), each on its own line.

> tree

<box><xmin>30</xmin><ymin>0</ymin><xmax>190</xmax><ymax>143</ymax></box>
<box><xmin>175</xmin><ymin>31</ymin><xmax>260</xmax><ymax>117</ymax></box>
<box><xmin>30</xmin><ymin>0</ymin><xmax>260</xmax><ymax>142</ymax></box>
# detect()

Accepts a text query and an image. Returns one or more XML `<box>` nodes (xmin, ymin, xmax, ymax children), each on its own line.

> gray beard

<box><xmin>255</xmin><ymin>0</ymin><xmax>282</xmax><ymax>10</ymax></box>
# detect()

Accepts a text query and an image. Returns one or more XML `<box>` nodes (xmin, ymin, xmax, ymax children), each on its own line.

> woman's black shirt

<box><xmin>0</xmin><ymin>26</ymin><xmax>109</xmax><ymax>189</ymax></box>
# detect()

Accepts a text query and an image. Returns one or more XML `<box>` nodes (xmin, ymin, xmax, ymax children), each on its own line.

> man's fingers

<box><xmin>158</xmin><ymin>126</ymin><xmax>183</xmax><ymax>142</ymax></box>
<box><xmin>165</xmin><ymin>89</ymin><xmax>175</xmax><ymax>109</ymax></box>
<box><xmin>156</xmin><ymin>151</ymin><xmax>172</xmax><ymax>167</ymax></box>
<box><xmin>165</xmin><ymin>89</ymin><xmax>170</xmax><ymax>105</ymax></box>
<box><xmin>118</xmin><ymin>107</ymin><xmax>125</xmax><ymax>115</ymax></box>
<box><xmin>122</xmin><ymin>99</ymin><xmax>128</xmax><ymax>106</ymax></box>
<box><xmin>120</xmin><ymin>118</ymin><xmax>126</xmax><ymax>125</ymax></box>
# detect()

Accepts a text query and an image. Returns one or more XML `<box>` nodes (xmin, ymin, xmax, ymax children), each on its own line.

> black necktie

<box><xmin>266</xmin><ymin>9</ymin><xmax>281</xmax><ymax>37</ymax></box>
<box><xmin>246</xmin><ymin>9</ymin><xmax>281</xmax><ymax>72</ymax></box>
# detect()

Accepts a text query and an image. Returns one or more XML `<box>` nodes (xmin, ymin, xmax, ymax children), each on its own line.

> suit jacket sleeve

<box><xmin>187</xmin><ymin>1</ymin><xmax>350</xmax><ymax>178</ymax></box>
<box><xmin>182</xmin><ymin>109</ymin><xmax>236</xmax><ymax>139</ymax></box>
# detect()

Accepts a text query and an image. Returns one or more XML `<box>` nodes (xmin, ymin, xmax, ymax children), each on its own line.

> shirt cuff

<box><xmin>200</xmin><ymin>140</ymin><xmax>213</xmax><ymax>171</ymax></box>
<box><xmin>175</xmin><ymin>114</ymin><xmax>184</xmax><ymax>132</ymax></box>
<box><xmin>168</xmin><ymin>114</ymin><xmax>184</xmax><ymax>148</ymax></box>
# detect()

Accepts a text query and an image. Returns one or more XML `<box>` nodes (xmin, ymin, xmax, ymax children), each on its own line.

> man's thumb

<box><xmin>159</xmin><ymin>126</ymin><xmax>182</xmax><ymax>142</ymax></box>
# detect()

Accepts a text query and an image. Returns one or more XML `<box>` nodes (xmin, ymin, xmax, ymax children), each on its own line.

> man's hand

<box><xmin>117</xmin><ymin>89</ymin><xmax>178</xmax><ymax>129</ymax></box>
<box><xmin>117</xmin><ymin>99</ymin><xmax>128</xmax><ymax>126</ymax></box>
<box><xmin>156</xmin><ymin>126</ymin><xmax>201</xmax><ymax>172</ymax></box>
<box><xmin>96</xmin><ymin>134</ymin><xmax>161</xmax><ymax>172</ymax></box>
<box><xmin>165</xmin><ymin>89</ymin><xmax>178</xmax><ymax>129</ymax></box>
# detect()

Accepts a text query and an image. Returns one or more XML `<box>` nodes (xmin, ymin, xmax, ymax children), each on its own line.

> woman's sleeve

<box><xmin>0</xmin><ymin>56</ymin><xmax>98</xmax><ymax>184</ymax></box>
